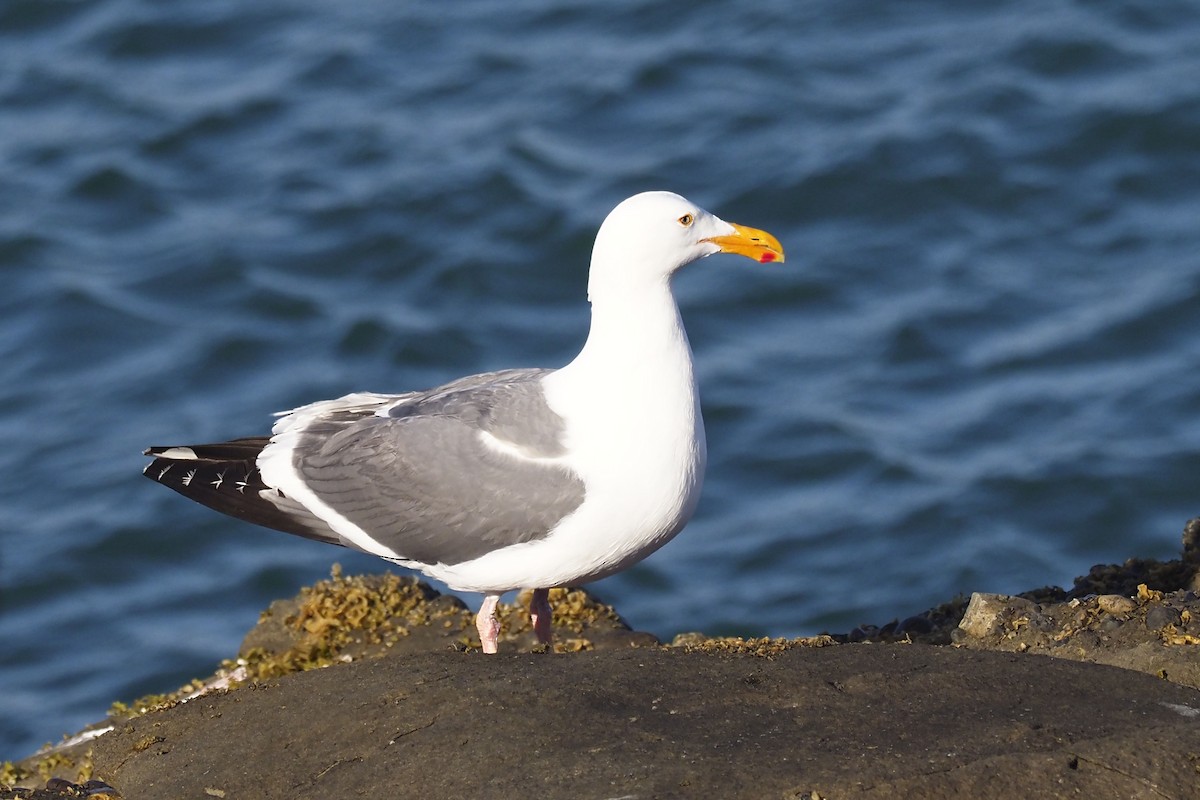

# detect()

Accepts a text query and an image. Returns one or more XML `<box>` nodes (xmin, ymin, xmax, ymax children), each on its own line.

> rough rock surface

<box><xmin>11</xmin><ymin>647</ymin><xmax>1200</xmax><ymax>799</ymax></box>
<box><xmin>952</xmin><ymin>584</ymin><xmax>1200</xmax><ymax>690</ymax></box>
<box><xmin>4</xmin><ymin>518</ymin><xmax>1199</xmax><ymax>799</ymax></box>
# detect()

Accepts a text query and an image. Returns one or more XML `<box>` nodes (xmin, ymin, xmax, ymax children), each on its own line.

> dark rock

<box><xmin>894</xmin><ymin>614</ymin><xmax>933</xmax><ymax>635</ymax></box>
<box><xmin>63</xmin><ymin>647</ymin><xmax>1200</xmax><ymax>800</ymax></box>
<box><xmin>1182</xmin><ymin>517</ymin><xmax>1200</xmax><ymax>562</ymax></box>
<box><xmin>847</xmin><ymin>625</ymin><xmax>875</xmax><ymax>642</ymax></box>
<box><xmin>1145</xmin><ymin>605</ymin><xmax>1182</xmax><ymax>631</ymax></box>
<box><xmin>12</xmin><ymin>521</ymin><xmax>1200</xmax><ymax>799</ymax></box>
<box><xmin>0</xmin><ymin>779</ymin><xmax>120</xmax><ymax>800</ymax></box>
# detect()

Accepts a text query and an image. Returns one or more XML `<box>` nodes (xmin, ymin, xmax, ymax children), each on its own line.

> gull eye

<box><xmin>677</xmin><ymin>213</ymin><xmax>694</xmax><ymax>227</ymax></box>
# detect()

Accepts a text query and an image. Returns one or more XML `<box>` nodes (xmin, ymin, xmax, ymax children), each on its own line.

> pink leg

<box><xmin>476</xmin><ymin>594</ymin><xmax>501</xmax><ymax>654</ymax></box>
<box><xmin>530</xmin><ymin>587</ymin><xmax>553</xmax><ymax>646</ymax></box>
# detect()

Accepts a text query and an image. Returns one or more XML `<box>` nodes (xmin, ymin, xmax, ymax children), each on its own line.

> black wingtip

<box><xmin>142</xmin><ymin>437</ymin><xmax>343</xmax><ymax>547</ymax></box>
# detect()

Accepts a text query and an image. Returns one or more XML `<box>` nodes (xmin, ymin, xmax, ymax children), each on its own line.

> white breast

<box><xmin>429</xmin><ymin>276</ymin><xmax>707</xmax><ymax>594</ymax></box>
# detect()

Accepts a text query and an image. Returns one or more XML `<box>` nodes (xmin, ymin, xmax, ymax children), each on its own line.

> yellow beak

<box><xmin>703</xmin><ymin>222</ymin><xmax>785</xmax><ymax>264</ymax></box>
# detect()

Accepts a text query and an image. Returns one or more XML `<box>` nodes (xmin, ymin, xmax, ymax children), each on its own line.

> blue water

<box><xmin>3</xmin><ymin>0</ymin><xmax>1199</xmax><ymax>757</ymax></box>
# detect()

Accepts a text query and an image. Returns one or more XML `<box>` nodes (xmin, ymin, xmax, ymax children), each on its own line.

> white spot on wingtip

<box><xmin>182</xmin><ymin>469</ymin><xmax>197</xmax><ymax>487</ymax></box>
<box><xmin>210</xmin><ymin>470</ymin><xmax>226</xmax><ymax>490</ymax></box>
<box><xmin>158</xmin><ymin>447</ymin><xmax>200</xmax><ymax>459</ymax></box>
<box><xmin>235</xmin><ymin>468</ymin><xmax>256</xmax><ymax>493</ymax></box>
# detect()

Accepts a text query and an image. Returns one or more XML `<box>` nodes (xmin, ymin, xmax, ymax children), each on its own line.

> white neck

<box><xmin>544</xmin><ymin>261</ymin><xmax>707</xmax><ymax>489</ymax></box>
<box><xmin>560</xmin><ymin>272</ymin><xmax>695</xmax><ymax>400</ymax></box>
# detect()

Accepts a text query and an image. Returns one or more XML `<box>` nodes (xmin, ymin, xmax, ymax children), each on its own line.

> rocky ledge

<box><xmin>4</xmin><ymin>519</ymin><xmax>1199</xmax><ymax>799</ymax></box>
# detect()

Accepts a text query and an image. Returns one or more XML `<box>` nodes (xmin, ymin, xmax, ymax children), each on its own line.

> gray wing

<box><xmin>291</xmin><ymin>369</ymin><xmax>586</xmax><ymax>565</ymax></box>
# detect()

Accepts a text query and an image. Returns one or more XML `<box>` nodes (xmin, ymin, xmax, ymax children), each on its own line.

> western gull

<box><xmin>143</xmin><ymin>191</ymin><xmax>785</xmax><ymax>653</ymax></box>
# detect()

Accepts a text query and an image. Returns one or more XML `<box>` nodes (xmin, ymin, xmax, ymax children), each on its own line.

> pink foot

<box><xmin>476</xmin><ymin>594</ymin><xmax>501</xmax><ymax>654</ymax></box>
<box><xmin>530</xmin><ymin>587</ymin><xmax>553</xmax><ymax>646</ymax></box>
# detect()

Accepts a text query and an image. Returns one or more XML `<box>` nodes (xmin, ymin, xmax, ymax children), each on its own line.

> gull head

<box><xmin>588</xmin><ymin>191</ymin><xmax>785</xmax><ymax>299</ymax></box>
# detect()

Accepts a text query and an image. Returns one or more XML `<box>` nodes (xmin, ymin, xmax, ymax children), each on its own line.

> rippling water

<box><xmin>2</xmin><ymin>0</ymin><xmax>1198</xmax><ymax>756</ymax></box>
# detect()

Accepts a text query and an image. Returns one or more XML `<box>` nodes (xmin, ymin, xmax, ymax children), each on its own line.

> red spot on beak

<box><xmin>759</xmin><ymin>252</ymin><xmax>776</xmax><ymax>263</ymax></box>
